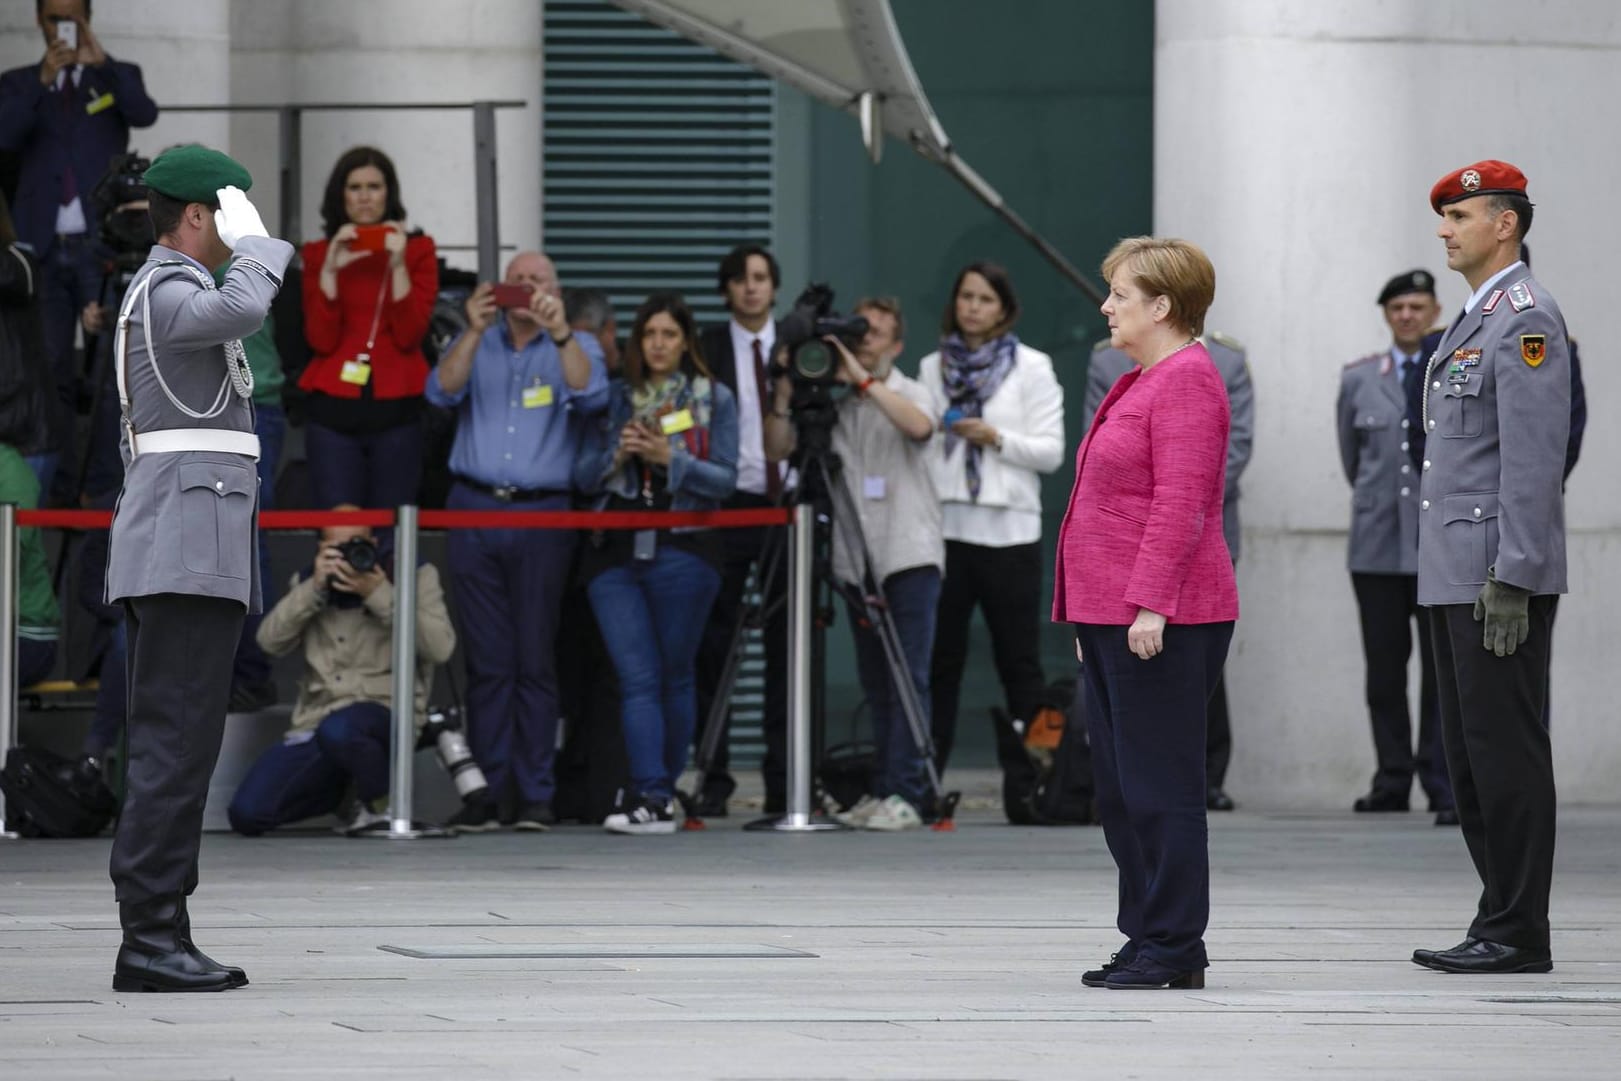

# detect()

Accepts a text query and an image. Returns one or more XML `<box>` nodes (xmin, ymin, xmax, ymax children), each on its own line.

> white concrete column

<box><xmin>1155</xmin><ymin>0</ymin><xmax>1621</xmax><ymax>805</ymax></box>
<box><xmin>228</xmin><ymin>0</ymin><xmax>543</xmax><ymax>270</ymax></box>
<box><xmin>0</xmin><ymin>0</ymin><xmax>232</xmax><ymax>173</ymax></box>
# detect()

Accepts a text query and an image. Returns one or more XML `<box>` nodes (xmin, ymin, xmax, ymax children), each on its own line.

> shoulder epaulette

<box><xmin>1206</xmin><ymin>330</ymin><xmax>1244</xmax><ymax>352</ymax></box>
<box><xmin>1507</xmin><ymin>279</ymin><xmax>1536</xmax><ymax>312</ymax></box>
<box><xmin>1342</xmin><ymin>352</ymin><xmax>1381</xmax><ymax>370</ymax></box>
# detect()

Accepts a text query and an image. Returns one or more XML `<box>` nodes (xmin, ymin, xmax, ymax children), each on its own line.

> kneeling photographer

<box><xmin>764</xmin><ymin>295</ymin><xmax>941</xmax><ymax>831</ymax></box>
<box><xmin>227</xmin><ymin>508</ymin><xmax>456</xmax><ymax>836</ymax></box>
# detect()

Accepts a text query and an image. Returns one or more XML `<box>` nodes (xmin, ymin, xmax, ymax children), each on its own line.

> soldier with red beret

<box><xmin>1410</xmin><ymin>160</ymin><xmax>1568</xmax><ymax>975</ymax></box>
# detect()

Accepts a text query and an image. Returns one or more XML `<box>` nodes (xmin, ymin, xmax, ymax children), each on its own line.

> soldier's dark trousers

<box><xmin>110</xmin><ymin>594</ymin><xmax>245</xmax><ymax>903</ymax></box>
<box><xmin>1353</xmin><ymin>573</ymin><xmax>1450</xmax><ymax>806</ymax></box>
<box><xmin>1428</xmin><ymin>599</ymin><xmax>1557</xmax><ymax>951</ymax></box>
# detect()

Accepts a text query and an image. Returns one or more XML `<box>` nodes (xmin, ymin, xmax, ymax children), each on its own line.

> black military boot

<box><xmin>112</xmin><ymin>896</ymin><xmax>238</xmax><ymax>993</ymax></box>
<box><xmin>177</xmin><ymin>895</ymin><xmax>248</xmax><ymax>987</ymax></box>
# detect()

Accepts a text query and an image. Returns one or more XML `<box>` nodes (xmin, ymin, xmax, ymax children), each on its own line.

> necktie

<box><xmin>751</xmin><ymin>337</ymin><xmax>782</xmax><ymax>501</ymax></box>
<box><xmin>59</xmin><ymin>76</ymin><xmax>79</xmax><ymax>206</ymax></box>
<box><xmin>1399</xmin><ymin>354</ymin><xmax>1421</xmax><ymax>404</ymax></box>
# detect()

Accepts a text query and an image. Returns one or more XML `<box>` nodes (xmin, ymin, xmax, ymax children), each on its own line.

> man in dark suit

<box><xmin>693</xmin><ymin>243</ymin><xmax>789</xmax><ymax>815</ymax></box>
<box><xmin>0</xmin><ymin>0</ymin><xmax>158</xmax><ymax>496</ymax></box>
<box><xmin>1411</xmin><ymin>160</ymin><xmax>1566</xmax><ymax>975</ymax></box>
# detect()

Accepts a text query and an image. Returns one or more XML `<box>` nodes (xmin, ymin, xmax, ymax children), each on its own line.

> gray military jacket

<box><xmin>1085</xmin><ymin>333</ymin><xmax>1253</xmax><ymax>560</ymax></box>
<box><xmin>105</xmin><ymin>236</ymin><xmax>294</xmax><ymax>611</ymax></box>
<box><xmin>1416</xmin><ymin>271</ymin><xmax>1569</xmax><ymax>606</ymax></box>
<box><xmin>1336</xmin><ymin>350</ymin><xmax>1420</xmax><ymax>574</ymax></box>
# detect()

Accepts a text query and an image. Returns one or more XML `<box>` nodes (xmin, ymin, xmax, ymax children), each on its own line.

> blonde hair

<box><xmin>1100</xmin><ymin>237</ymin><xmax>1216</xmax><ymax>337</ymax></box>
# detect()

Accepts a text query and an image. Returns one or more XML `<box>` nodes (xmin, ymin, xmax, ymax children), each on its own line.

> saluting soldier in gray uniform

<box><xmin>1337</xmin><ymin>270</ymin><xmax>1455</xmax><ymax>825</ymax></box>
<box><xmin>1086</xmin><ymin>332</ymin><xmax>1252</xmax><ymax>811</ymax></box>
<box><xmin>1410</xmin><ymin>160</ymin><xmax>1567</xmax><ymax>976</ymax></box>
<box><xmin>106</xmin><ymin>145</ymin><xmax>293</xmax><ymax>993</ymax></box>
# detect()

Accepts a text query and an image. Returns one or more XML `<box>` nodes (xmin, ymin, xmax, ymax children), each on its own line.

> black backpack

<box><xmin>992</xmin><ymin>677</ymin><xmax>1095</xmax><ymax>825</ymax></box>
<box><xmin>0</xmin><ymin>747</ymin><xmax>118</xmax><ymax>838</ymax></box>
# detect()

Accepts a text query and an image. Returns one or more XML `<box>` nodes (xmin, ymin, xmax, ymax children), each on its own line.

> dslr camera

<box><xmin>335</xmin><ymin>536</ymin><xmax>379</xmax><ymax>573</ymax></box>
<box><xmin>421</xmin><ymin>707</ymin><xmax>490</xmax><ymax>806</ymax></box>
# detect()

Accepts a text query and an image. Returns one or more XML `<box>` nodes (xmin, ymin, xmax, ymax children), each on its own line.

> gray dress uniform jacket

<box><xmin>1416</xmin><ymin>273</ymin><xmax>1570</xmax><ymax>606</ymax></box>
<box><xmin>1085</xmin><ymin>333</ymin><xmax>1254</xmax><ymax>559</ymax></box>
<box><xmin>106</xmin><ymin>236</ymin><xmax>294</xmax><ymax>612</ymax></box>
<box><xmin>1336</xmin><ymin>350</ymin><xmax>1420</xmax><ymax>573</ymax></box>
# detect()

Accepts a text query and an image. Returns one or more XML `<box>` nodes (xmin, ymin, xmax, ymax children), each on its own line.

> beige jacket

<box><xmin>256</xmin><ymin>562</ymin><xmax>457</xmax><ymax>734</ymax></box>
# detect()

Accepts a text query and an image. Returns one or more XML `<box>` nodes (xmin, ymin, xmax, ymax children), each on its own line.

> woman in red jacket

<box><xmin>300</xmin><ymin>146</ymin><xmax>438</xmax><ymax>510</ymax></box>
<box><xmin>1053</xmin><ymin>237</ymin><xmax>1238</xmax><ymax>990</ymax></box>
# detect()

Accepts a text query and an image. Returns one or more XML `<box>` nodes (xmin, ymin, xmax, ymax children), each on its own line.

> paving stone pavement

<box><xmin>3</xmin><ymin>794</ymin><xmax>1619</xmax><ymax>1080</ymax></box>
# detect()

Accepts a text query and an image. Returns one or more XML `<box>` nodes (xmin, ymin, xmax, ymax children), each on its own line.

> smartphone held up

<box><xmin>56</xmin><ymin>20</ymin><xmax>79</xmax><ymax>50</ymax></box>
<box><xmin>491</xmin><ymin>283</ymin><xmax>534</xmax><ymax>309</ymax></box>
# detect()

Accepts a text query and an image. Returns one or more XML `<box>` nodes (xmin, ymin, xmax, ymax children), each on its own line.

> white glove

<box><xmin>214</xmin><ymin>185</ymin><xmax>269</xmax><ymax>249</ymax></box>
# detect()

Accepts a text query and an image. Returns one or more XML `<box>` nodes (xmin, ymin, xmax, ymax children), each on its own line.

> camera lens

<box><xmin>792</xmin><ymin>340</ymin><xmax>836</xmax><ymax>381</ymax></box>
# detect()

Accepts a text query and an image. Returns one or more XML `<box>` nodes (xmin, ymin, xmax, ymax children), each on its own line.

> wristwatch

<box><xmin>551</xmin><ymin>330</ymin><xmax>574</xmax><ymax>347</ymax></box>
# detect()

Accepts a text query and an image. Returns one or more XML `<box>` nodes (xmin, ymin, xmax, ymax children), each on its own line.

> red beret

<box><xmin>1429</xmin><ymin>159</ymin><xmax>1528</xmax><ymax>214</ymax></box>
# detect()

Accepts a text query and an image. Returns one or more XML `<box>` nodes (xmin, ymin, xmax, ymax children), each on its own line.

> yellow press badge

<box><xmin>339</xmin><ymin>359</ymin><xmax>372</xmax><ymax>386</ymax></box>
<box><xmin>86</xmin><ymin>92</ymin><xmax>115</xmax><ymax>116</ymax></box>
<box><xmin>659</xmin><ymin>409</ymin><xmax>694</xmax><ymax>435</ymax></box>
<box><xmin>522</xmin><ymin>383</ymin><xmax>554</xmax><ymax>409</ymax></box>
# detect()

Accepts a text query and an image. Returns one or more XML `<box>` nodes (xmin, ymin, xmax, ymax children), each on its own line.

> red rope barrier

<box><xmin>16</xmin><ymin>506</ymin><xmax>793</xmax><ymax>531</ymax></box>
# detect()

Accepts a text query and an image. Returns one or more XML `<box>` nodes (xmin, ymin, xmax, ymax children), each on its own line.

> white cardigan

<box><xmin>918</xmin><ymin>341</ymin><xmax>1065</xmax><ymax>546</ymax></box>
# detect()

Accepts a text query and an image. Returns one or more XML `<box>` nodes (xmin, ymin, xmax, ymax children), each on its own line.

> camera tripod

<box><xmin>678</xmin><ymin>408</ymin><xmax>960</xmax><ymax>830</ymax></box>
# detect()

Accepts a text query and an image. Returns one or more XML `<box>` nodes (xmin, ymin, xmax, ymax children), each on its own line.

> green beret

<box><xmin>142</xmin><ymin>144</ymin><xmax>252</xmax><ymax>203</ymax></box>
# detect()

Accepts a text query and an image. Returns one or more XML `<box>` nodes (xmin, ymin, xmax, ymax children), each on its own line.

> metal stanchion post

<box><xmin>0</xmin><ymin>504</ymin><xmax>18</xmax><ymax>839</ymax></box>
<box><xmin>747</xmin><ymin>503</ymin><xmax>841</xmax><ymax>833</ymax></box>
<box><xmin>373</xmin><ymin>505</ymin><xmax>450</xmax><ymax>839</ymax></box>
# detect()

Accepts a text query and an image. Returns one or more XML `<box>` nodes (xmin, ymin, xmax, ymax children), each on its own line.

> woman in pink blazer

<box><xmin>1053</xmin><ymin>237</ymin><xmax>1238</xmax><ymax>990</ymax></box>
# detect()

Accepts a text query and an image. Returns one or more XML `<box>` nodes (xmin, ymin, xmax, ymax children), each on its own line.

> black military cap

<box><xmin>1377</xmin><ymin>269</ymin><xmax>1436</xmax><ymax>306</ymax></box>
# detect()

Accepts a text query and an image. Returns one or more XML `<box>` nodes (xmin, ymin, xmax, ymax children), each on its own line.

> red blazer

<box><xmin>299</xmin><ymin>233</ymin><xmax>438</xmax><ymax>399</ymax></box>
<box><xmin>1052</xmin><ymin>344</ymin><xmax>1238</xmax><ymax>625</ymax></box>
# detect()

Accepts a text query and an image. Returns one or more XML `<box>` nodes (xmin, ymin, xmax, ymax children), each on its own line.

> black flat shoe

<box><xmin>1412</xmin><ymin>938</ymin><xmax>1478</xmax><ymax>968</ymax></box>
<box><xmin>1206</xmin><ymin>788</ymin><xmax>1235</xmax><ymax>812</ymax></box>
<box><xmin>1353</xmin><ymin>789</ymin><xmax>1410</xmax><ymax>813</ymax></box>
<box><xmin>1433</xmin><ymin>808</ymin><xmax>1460</xmax><ymax>826</ymax></box>
<box><xmin>1104</xmin><ymin>957</ymin><xmax>1206</xmax><ymax>990</ymax></box>
<box><xmin>1082</xmin><ymin>945</ymin><xmax>1138</xmax><ymax>988</ymax></box>
<box><xmin>1417</xmin><ymin>938</ymin><xmax>1551</xmax><ymax>974</ymax></box>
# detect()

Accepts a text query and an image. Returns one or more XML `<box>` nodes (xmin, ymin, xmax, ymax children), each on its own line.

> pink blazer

<box><xmin>1052</xmin><ymin>344</ymin><xmax>1239</xmax><ymax>625</ymax></box>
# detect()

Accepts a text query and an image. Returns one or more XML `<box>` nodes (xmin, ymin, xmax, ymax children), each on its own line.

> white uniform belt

<box><xmin>133</xmin><ymin>428</ymin><xmax>261</xmax><ymax>460</ymax></box>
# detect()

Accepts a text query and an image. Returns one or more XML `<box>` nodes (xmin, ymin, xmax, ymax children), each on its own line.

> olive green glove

<box><xmin>1473</xmin><ymin>568</ymin><xmax>1531</xmax><ymax>657</ymax></box>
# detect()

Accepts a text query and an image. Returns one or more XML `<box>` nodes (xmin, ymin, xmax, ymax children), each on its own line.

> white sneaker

<box><xmin>862</xmin><ymin>795</ymin><xmax>923</xmax><ymax>832</ymax></box>
<box><xmin>603</xmin><ymin>795</ymin><xmax>676</xmax><ymax>835</ymax></box>
<box><xmin>833</xmin><ymin>794</ymin><xmax>881</xmax><ymax>827</ymax></box>
<box><xmin>336</xmin><ymin>804</ymin><xmax>390</xmax><ymax>837</ymax></box>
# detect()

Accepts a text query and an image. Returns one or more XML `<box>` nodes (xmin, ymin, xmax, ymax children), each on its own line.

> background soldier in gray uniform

<box><xmin>1086</xmin><ymin>332</ymin><xmax>1252</xmax><ymax>810</ymax></box>
<box><xmin>106</xmin><ymin>145</ymin><xmax>293</xmax><ymax>993</ymax></box>
<box><xmin>1337</xmin><ymin>270</ymin><xmax>1455</xmax><ymax>825</ymax></box>
<box><xmin>1410</xmin><ymin>160</ymin><xmax>1567</xmax><ymax>976</ymax></box>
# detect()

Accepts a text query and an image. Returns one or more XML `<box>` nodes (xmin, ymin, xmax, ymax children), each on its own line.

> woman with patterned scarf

<box><xmin>574</xmin><ymin>292</ymin><xmax>738</xmax><ymax>834</ymax></box>
<box><xmin>919</xmin><ymin>262</ymin><xmax>1065</xmax><ymax>780</ymax></box>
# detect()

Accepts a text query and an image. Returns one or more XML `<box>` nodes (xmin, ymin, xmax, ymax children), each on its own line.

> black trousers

<box><xmin>1205</xmin><ymin>672</ymin><xmax>1231</xmax><ymax>788</ymax></box>
<box><xmin>1077</xmin><ymin>620</ymin><xmax>1233</xmax><ymax>971</ymax></box>
<box><xmin>109</xmin><ymin>593</ymin><xmax>245</xmax><ymax>904</ymax></box>
<box><xmin>929</xmin><ymin>540</ymin><xmax>1048</xmax><ymax>770</ymax></box>
<box><xmin>694</xmin><ymin>493</ymin><xmax>788</xmax><ymax>803</ymax></box>
<box><xmin>1351</xmin><ymin>573</ymin><xmax>1450</xmax><ymax>807</ymax></box>
<box><xmin>1428</xmin><ymin>599</ymin><xmax>1557</xmax><ymax>950</ymax></box>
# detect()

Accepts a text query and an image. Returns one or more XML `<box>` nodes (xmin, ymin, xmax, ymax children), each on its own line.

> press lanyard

<box><xmin>356</xmin><ymin>275</ymin><xmax>388</xmax><ymax>363</ymax></box>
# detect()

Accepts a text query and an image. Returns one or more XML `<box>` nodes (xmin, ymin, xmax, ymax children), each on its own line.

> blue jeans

<box><xmin>226</xmin><ymin>702</ymin><xmax>392</xmax><ymax>835</ymax></box>
<box><xmin>588</xmin><ymin>544</ymin><xmax>722</xmax><ymax>801</ymax></box>
<box><xmin>305</xmin><ymin>417</ymin><xmax>423</xmax><ymax>511</ymax></box>
<box><xmin>232</xmin><ymin>403</ymin><xmax>286</xmax><ymax>689</ymax></box>
<box><xmin>846</xmin><ymin>565</ymin><xmax>939</xmax><ymax>808</ymax></box>
<box><xmin>447</xmin><ymin>484</ymin><xmax>577</xmax><ymax>807</ymax></box>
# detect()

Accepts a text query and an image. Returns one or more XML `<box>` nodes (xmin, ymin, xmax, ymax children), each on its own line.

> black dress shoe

<box><xmin>1433</xmin><ymin>807</ymin><xmax>1460</xmax><ymax>826</ymax></box>
<box><xmin>1206</xmin><ymin>787</ymin><xmax>1235</xmax><ymax>812</ymax></box>
<box><xmin>1412</xmin><ymin>937</ymin><xmax>1478</xmax><ymax>968</ymax></box>
<box><xmin>113</xmin><ymin>896</ymin><xmax>239</xmax><ymax>993</ymax></box>
<box><xmin>1082</xmin><ymin>944</ymin><xmax>1138</xmax><ymax>988</ymax></box>
<box><xmin>178</xmin><ymin>896</ymin><xmax>248</xmax><ymax>987</ymax></box>
<box><xmin>1417</xmin><ymin>938</ymin><xmax>1551</xmax><ymax>974</ymax></box>
<box><xmin>1104</xmin><ymin>956</ymin><xmax>1205</xmax><ymax>990</ymax></box>
<box><xmin>693</xmin><ymin>792</ymin><xmax>730</xmax><ymax>818</ymax></box>
<box><xmin>1353</xmin><ymin>789</ymin><xmax>1410</xmax><ymax>813</ymax></box>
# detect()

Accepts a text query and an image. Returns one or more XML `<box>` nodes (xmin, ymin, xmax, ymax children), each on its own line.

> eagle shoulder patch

<box><xmin>1521</xmin><ymin>334</ymin><xmax>1546</xmax><ymax>367</ymax></box>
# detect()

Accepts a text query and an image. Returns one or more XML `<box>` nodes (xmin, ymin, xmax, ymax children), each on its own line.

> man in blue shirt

<box><xmin>426</xmin><ymin>251</ymin><xmax>608</xmax><ymax>832</ymax></box>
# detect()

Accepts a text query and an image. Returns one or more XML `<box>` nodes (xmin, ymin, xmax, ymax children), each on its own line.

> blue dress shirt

<box><xmin>426</xmin><ymin>321</ymin><xmax>609</xmax><ymax>490</ymax></box>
